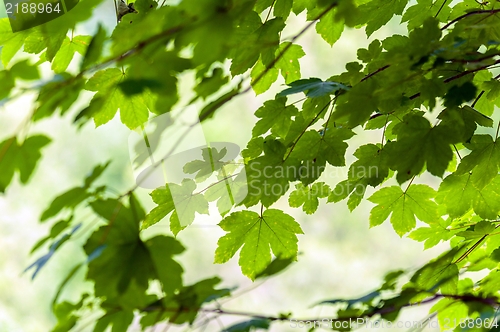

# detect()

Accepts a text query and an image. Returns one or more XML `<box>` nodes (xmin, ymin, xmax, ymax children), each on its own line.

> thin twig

<box><xmin>441</xmin><ymin>8</ymin><xmax>500</xmax><ymax>30</ymax></box>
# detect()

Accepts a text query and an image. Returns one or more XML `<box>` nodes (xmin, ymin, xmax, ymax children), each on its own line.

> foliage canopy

<box><xmin>4</xmin><ymin>0</ymin><xmax>500</xmax><ymax>330</ymax></box>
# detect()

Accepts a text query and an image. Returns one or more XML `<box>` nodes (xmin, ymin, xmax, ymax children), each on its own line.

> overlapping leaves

<box><xmin>9</xmin><ymin>0</ymin><xmax>500</xmax><ymax>330</ymax></box>
<box><xmin>215</xmin><ymin>209</ymin><xmax>303</xmax><ymax>279</ymax></box>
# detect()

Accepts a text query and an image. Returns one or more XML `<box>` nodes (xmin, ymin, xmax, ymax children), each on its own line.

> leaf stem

<box><xmin>381</xmin><ymin>114</ymin><xmax>389</xmax><ymax>146</ymax></box>
<box><xmin>248</xmin><ymin>2</ymin><xmax>338</xmax><ymax>91</ymax></box>
<box><xmin>404</xmin><ymin>176</ymin><xmax>415</xmax><ymax>193</ymax></box>
<box><xmin>283</xmin><ymin>97</ymin><xmax>334</xmax><ymax>162</ymax></box>
<box><xmin>434</xmin><ymin>0</ymin><xmax>448</xmax><ymax>18</ymax></box>
<box><xmin>264</xmin><ymin>0</ymin><xmax>277</xmax><ymax>24</ymax></box>
<box><xmin>453</xmin><ymin>144</ymin><xmax>462</xmax><ymax>161</ymax></box>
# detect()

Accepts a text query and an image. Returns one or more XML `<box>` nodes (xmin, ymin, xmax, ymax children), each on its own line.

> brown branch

<box><xmin>282</xmin><ymin>97</ymin><xmax>334</xmax><ymax>162</ymax></box>
<box><xmin>472</xmin><ymin>72</ymin><xmax>500</xmax><ymax>107</ymax></box>
<box><xmin>360</xmin><ymin>65</ymin><xmax>390</xmax><ymax>82</ymax></box>
<box><xmin>247</xmin><ymin>2</ymin><xmax>338</xmax><ymax>92</ymax></box>
<box><xmin>140</xmin><ymin>292</ymin><xmax>500</xmax><ymax>325</ymax></box>
<box><xmin>441</xmin><ymin>8</ymin><xmax>500</xmax><ymax>30</ymax></box>
<box><xmin>409</xmin><ymin>59</ymin><xmax>500</xmax><ymax>100</ymax></box>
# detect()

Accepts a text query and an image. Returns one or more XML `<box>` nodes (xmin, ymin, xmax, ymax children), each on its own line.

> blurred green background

<box><xmin>0</xmin><ymin>4</ymin><xmax>451</xmax><ymax>331</ymax></box>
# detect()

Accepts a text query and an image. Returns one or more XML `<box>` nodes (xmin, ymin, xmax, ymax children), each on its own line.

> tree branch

<box><xmin>441</xmin><ymin>8</ymin><xmax>500</xmax><ymax>30</ymax></box>
<box><xmin>141</xmin><ymin>292</ymin><xmax>500</xmax><ymax>325</ymax></box>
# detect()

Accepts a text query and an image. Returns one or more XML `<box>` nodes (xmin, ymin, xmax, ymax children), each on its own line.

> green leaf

<box><xmin>255</xmin><ymin>0</ymin><xmax>273</xmax><ymax>13</ymax></box>
<box><xmin>0</xmin><ymin>70</ymin><xmax>15</xmax><ymax>100</ymax></box>
<box><xmin>204</xmin><ymin>174</ymin><xmax>248</xmax><ymax>217</ymax></box>
<box><xmin>81</xmin><ymin>24</ymin><xmax>107</xmax><ymax>70</ymax></box>
<box><xmin>255</xmin><ymin>256</ymin><xmax>295</xmax><ymax>279</ymax></box>
<box><xmin>16</xmin><ymin>135</ymin><xmax>51</xmax><ymax>183</ymax></box>
<box><xmin>10</xmin><ymin>59</ymin><xmax>39</xmax><ymax>80</ymax></box>
<box><xmin>93</xmin><ymin>311</ymin><xmax>134</xmax><ymax>332</ymax></box>
<box><xmin>431</xmin><ymin>298</ymin><xmax>469</xmax><ymax>331</ymax></box>
<box><xmin>277</xmin><ymin>78</ymin><xmax>349</xmax><ymax>98</ymax></box>
<box><xmin>289</xmin><ymin>182</ymin><xmax>330</xmax><ymax>214</ymax></box>
<box><xmin>317</xmin><ymin>290</ymin><xmax>380</xmax><ymax>308</ymax></box>
<box><xmin>34</xmin><ymin>74</ymin><xmax>84</xmax><ymax>120</ymax></box>
<box><xmin>409</xmin><ymin>219</ymin><xmax>458</xmax><ymax>249</ymax></box>
<box><xmin>356</xmin><ymin>0</ymin><xmax>407</xmax><ymax>36</ymax></box>
<box><xmin>31</xmin><ymin>218</ymin><xmax>72</xmax><ymax>253</ymax></box>
<box><xmin>290</xmin><ymin>126</ymin><xmax>355</xmax><ymax>184</ymax></box>
<box><xmin>24</xmin><ymin>28</ymin><xmax>66</xmax><ymax>61</ymax></box>
<box><xmin>328</xmin><ymin>179</ymin><xmax>367</xmax><ymax>211</ymax></box>
<box><xmin>85</xmin><ymin>68</ymin><xmax>155</xmax><ymax>129</ymax></box>
<box><xmin>444</xmin><ymin>82</ymin><xmax>478</xmax><ymax>108</ymax></box>
<box><xmin>159</xmin><ymin>277</ymin><xmax>231</xmax><ymax>324</ymax></box>
<box><xmin>455</xmin><ymin>135</ymin><xmax>500</xmax><ymax>190</ymax></box>
<box><xmin>144</xmin><ymin>179</ymin><xmax>210</xmax><ymax>233</ymax></box>
<box><xmin>193</xmin><ymin>67</ymin><xmax>229</xmax><ymax>99</ymax></box>
<box><xmin>85</xmin><ymin>201</ymin><xmax>184</xmax><ymax>303</ymax></box>
<box><xmin>143</xmin><ymin>186</ymin><xmax>175</xmax><ymax>230</ymax></box>
<box><xmin>118</xmin><ymin>79</ymin><xmax>162</xmax><ymax>96</ymax></box>
<box><xmin>0</xmin><ymin>135</ymin><xmax>51</xmax><ymax>193</ymax></box>
<box><xmin>85</xmin><ymin>68</ymin><xmax>125</xmax><ymax>125</ymax></box>
<box><xmin>436</xmin><ymin>173</ymin><xmax>500</xmax><ymax>219</ymax></box>
<box><xmin>409</xmin><ymin>249</ymin><xmax>459</xmax><ymax>293</ymax></box>
<box><xmin>275</xmin><ymin>42</ymin><xmax>305</xmax><ymax>84</ymax></box>
<box><xmin>333</xmin><ymin>79</ymin><xmax>378</xmax><ymax>126</ymax></box>
<box><xmin>250</xmin><ymin>58</ymin><xmax>279</xmax><ymax>95</ymax></box>
<box><xmin>456</xmin><ymin>220</ymin><xmax>496</xmax><ymax>240</ymax></box>
<box><xmin>215</xmin><ymin>209</ymin><xmax>303</xmax><ymax>280</ymax></box>
<box><xmin>243</xmin><ymin>139</ymin><xmax>298</xmax><ymax>207</ymax></box>
<box><xmin>357</xmin><ymin>40</ymin><xmax>382</xmax><ymax>63</ymax></box>
<box><xmin>40</xmin><ymin>163</ymin><xmax>109</xmax><ymax>221</ymax></box>
<box><xmin>437</xmin><ymin>106</ymin><xmax>493</xmax><ymax>143</ymax></box>
<box><xmin>222</xmin><ymin>319</ymin><xmax>271</xmax><ymax>332</ymax></box>
<box><xmin>183</xmin><ymin>147</ymin><xmax>228</xmax><ymax>182</ymax></box>
<box><xmin>252</xmin><ymin>97</ymin><xmax>298</xmax><ymax>138</ymax></box>
<box><xmin>167</xmin><ymin>179</ymin><xmax>209</xmax><ymax>228</ymax></box>
<box><xmin>385</xmin><ymin>114</ymin><xmax>460</xmax><ymax>183</ymax></box>
<box><xmin>40</xmin><ymin>188</ymin><xmax>88</xmax><ymax>221</ymax></box>
<box><xmin>368</xmin><ymin>184</ymin><xmax>439</xmax><ymax>236</ymax></box>
<box><xmin>0</xmin><ymin>18</ymin><xmax>28</xmax><ymax>66</ymax></box>
<box><xmin>273</xmin><ymin>0</ymin><xmax>293</xmax><ymax>20</ymax></box>
<box><xmin>51</xmin><ymin>298</ymin><xmax>85</xmax><ymax>332</ymax></box>
<box><xmin>315</xmin><ymin>8</ymin><xmax>344</xmax><ymax>46</ymax></box>
<box><xmin>329</xmin><ymin>144</ymin><xmax>390</xmax><ymax>210</ymax></box>
<box><xmin>402</xmin><ymin>0</ymin><xmax>451</xmax><ymax>31</ymax></box>
<box><xmin>51</xmin><ymin>35</ymin><xmax>91</xmax><ymax>73</ymax></box>
<box><xmin>228</xmin><ymin>11</ymin><xmax>263</xmax><ymax>75</ymax></box>
<box><xmin>349</xmin><ymin>144</ymin><xmax>390</xmax><ymax>187</ymax></box>
<box><xmin>145</xmin><ymin>235</ymin><xmax>184</xmax><ymax>295</ymax></box>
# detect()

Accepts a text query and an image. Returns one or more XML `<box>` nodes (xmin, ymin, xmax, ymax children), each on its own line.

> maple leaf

<box><xmin>183</xmin><ymin>147</ymin><xmax>228</xmax><ymax>183</ymax></box>
<box><xmin>85</xmin><ymin>68</ymin><xmax>156</xmax><ymax>129</ymax></box>
<box><xmin>289</xmin><ymin>182</ymin><xmax>330</xmax><ymax>214</ymax></box>
<box><xmin>252</xmin><ymin>98</ymin><xmax>298</xmax><ymax>138</ymax></box>
<box><xmin>368</xmin><ymin>184</ymin><xmax>439</xmax><ymax>236</ymax></box>
<box><xmin>436</xmin><ymin>173</ymin><xmax>500</xmax><ymax>219</ymax></box>
<box><xmin>143</xmin><ymin>179</ymin><xmax>208</xmax><ymax>233</ymax></box>
<box><xmin>214</xmin><ymin>209</ymin><xmax>303</xmax><ymax>279</ymax></box>
<box><xmin>455</xmin><ymin>135</ymin><xmax>500</xmax><ymax>190</ymax></box>
<box><xmin>386</xmin><ymin>114</ymin><xmax>461</xmax><ymax>183</ymax></box>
